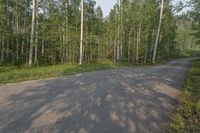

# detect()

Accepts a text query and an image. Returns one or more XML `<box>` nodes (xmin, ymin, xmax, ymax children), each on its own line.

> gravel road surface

<box><xmin>0</xmin><ymin>58</ymin><xmax>192</xmax><ymax>133</ymax></box>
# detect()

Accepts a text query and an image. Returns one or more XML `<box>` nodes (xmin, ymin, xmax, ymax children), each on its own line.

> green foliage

<box><xmin>170</xmin><ymin>114</ymin><xmax>185</xmax><ymax>133</ymax></box>
<box><xmin>0</xmin><ymin>0</ymin><xmax>182</xmax><ymax>66</ymax></box>
<box><xmin>0</xmin><ymin>0</ymin><xmax>199</xmax><ymax>66</ymax></box>
<box><xmin>188</xmin><ymin>0</ymin><xmax>200</xmax><ymax>45</ymax></box>
<box><xmin>0</xmin><ymin>65</ymin><xmax>17</xmax><ymax>72</ymax></box>
<box><xmin>175</xmin><ymin>14</ymin><xmax>198</xmax><ymax>50</ymax></box>
<box><xmin>170</xmin><ymin>59</ymin><xmax>200</xmax><ymax>133</ymax></box>
<box><xmin>180</xmin><ymin>49</ymin><xmax>200</xmax><ymax>57</ymax></box>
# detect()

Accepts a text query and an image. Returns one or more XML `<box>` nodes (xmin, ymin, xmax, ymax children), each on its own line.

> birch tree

<box><xmin>79</xmin><ymin>0</ymin><xmax>83</xmax><ymax>65</ymax></box>
<box><xmin>34</xmin><ymin>0</ymin><xmax>38</xmax><ymax>65</ymax></box>
<box><xmin>152</xmin><ymin>0</ymin><xmax>164</xmax><ymax>64</ymax></box>
<box><xmin>29</xmin><ymin>0</ymin><xmax>36</xmax><ymax>66</ymax></box>
<box><xmin>117</xmin><ymin>0</ymin><xmax>121</xmax><ymax>61</ymax></box>
<box><xmin>0</xmin><ymin>0</ymin><xmax>188</xmax><ymax>66</ymax></box>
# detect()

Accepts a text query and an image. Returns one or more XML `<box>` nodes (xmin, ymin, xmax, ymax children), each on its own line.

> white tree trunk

<box><xmin>28</xmin><ymin>0</ymin><xmax>36</xmax><ymax>66</ymax></box>
<box><xmin>79</xmin><ymin>0</ymin><xmax>84</xmax><ymax>65</ymax></box>
<box><xmin>34</xmin><ymin>0</ymin><xmax>38</xmax><ymax>65</ymax></box>
<box><xmin>114</xmin><ymin>36</ymin><xmax>116</xmax><ymax>62</ymax></box>
<box><xmin>42</xmin><ymin>0</ymin><xmax>46</xmax><ymax>56</ymax></box>
<box><xmin>16</xmin><ymin>0</ymin><xmax>19</xmax><ymax>61</ymax></box>
<box><xmin>65</xmin><ymin>0</ymin><xmax>68</xmax><ymax>62</ymax></box>
<box><xmin>136</xmin><ymin>21</ymin><xmax>142</xmax><ymax>63</ymax></box>
<box><xmin>153</xmin><ymin>0</ymin><xmax>164</xmax><ymax>64</ymax></box>
<box><xmin>117</xmin><ymin>0</ymin><xmax>121</xmax><ymax>61</ymax></box>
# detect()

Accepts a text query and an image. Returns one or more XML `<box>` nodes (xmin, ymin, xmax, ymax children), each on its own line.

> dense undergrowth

<box><xmin>180</xmin><ymin>49</ymin><xmax>200</xmax><ymax>57</ymax></box>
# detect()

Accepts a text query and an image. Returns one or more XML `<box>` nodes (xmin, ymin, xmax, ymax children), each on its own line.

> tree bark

<box><xmin>42</xmin><ymin>0</ymin><xmax>46</xmax><ymax>56</ymax></box>
<box><xmin>128</xmin><ymin>28</ymin><xmax>133</xmax><ymax>62</ymax></box>
<box><xmin>144</xmin><ymin>34</ymin><xmax>148</xmax><ymax>63</ymax></box>
<box><xmin>1</xmin><ymin>36</ymin><xmax>5</xmax><ymax>63</ymax></box>
<box><xmin>79</xmin><ymin>0</ymin><xmax>84</xmax><ymax>65</ymax></box>
<box><xmin>16</xmin><ymin>0</ymin><xmax>19</xmax><ymax>61</ymax></box>
<box><xmin>152</xmin><ymin>0</ymin><xmax>164</xmax><ymax>64</ymax></box>
<box><xmin>6</xmin><ymin>39</ymin><xmax>9</xmax><ymax>59</ymax></box>
<box><xmin>65</xmin><ymin>0</ymin><xmax>68</xmax><ymax>62</ymax></box>
<box><xmin>29</xmin><ymin>0</ymin><xmax>36</xmax><ymax>66</ymax></box>
<box><xmin>117</xmin><ymin>0</ymin><xmax>121</xmax><ymax>61</ymax></box>
<box><xmin>136</xmin><ymin>21</ymin><xmax>142</xmax><ymax>63</ymax></box>
<box><xmin>34</xmin><ymin>0</ymin><xmax>38</xmax><ymax>65</ymax></box>
<box><xmin>114</xmin><ymin>36</ymin><xmax>116</xmax><ymax>63</ymax></box>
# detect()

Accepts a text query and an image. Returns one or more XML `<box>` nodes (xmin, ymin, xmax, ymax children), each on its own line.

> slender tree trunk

<box><xmin>26</xmin><ymin>35</ymin><xmax>29</xmax><ymax>65</ymax></box>
<box><xmin>0</xmin><ymin>37</ymin><xmax>1</xmax><ymax>64</ymax></box>
<box><xmin>59</xmin><ymin>27</ymin><xmax>64</xmax><ymax>63</ymax></box>
<box><xmin>85</xmin><ymin>27</ymin><xmax>88</xmax><ymax>61</ymax></box>
<box><xmin>114</xmin><ymin>36</ymin><xmax>116</xmax><ymax>63</ymax></box>
<box><xmin>144</xmin><ymin>34</ymin><xmax>148</xmax><ymax>63</ymax></box>
<box><xmin>6</xmin><ymin>1</ymin><xmax>10</xmax><ymax>60</ymax></box>
<box><xmin>42</xmin><ymin>0</ymin><xmax>46</xmax><ymax>56</ymax></box>
<box><xmin>117</xmin><ymin>44</ymin><xmax>120</xmax><ymax>61</ymax></box>
<box><xmin>120</xmin><ymin>2</ymin><xmax>123</xmax><ymax>59</ymax></box>
<box><xmin>136</xmin><ymin>21</ymin><xmax>141</xmax><ymax>63</ymax></box>
<box><xmin>6</xmin><ymin>39</ymin><xmax>9</xmax><ymax>59</ymax></box>
<box><xmin>16</xmin><ymin>0</ymin><xmax>19</xmax><ymax>61</ymax></box>
<box><xmin>12</xmin><ymin>37</ymin><xmax>15</xmax><ymax>64</ymax></box>
<box><xmin>65</xmin><ymin>0</ymin><xmax>68</xmax><ymax>62</ymax></box>
<box><xmin>62</xmin><ymin>34</ymin><xmax>65</xmax><ymax>63</ymax></box>
<box><xmin>21</xmin><ymin>0</ymin><xmax>27</xmax><ymax>56</ymax></box>
<box><xmin>98</xmin><ymin>36</ymin><xmax>100</xmax><ymax>60</ymax></box>
<box><xmin>120</xmin><ymin>44</ymin><xmax>123</xmax><ymax>59</ymax></box>
<box><xmin>29</xmin><ymin>0</ymin><xmax>36</xmax><ymax>66</ymax></box>
<box><xmin>153</xmin><ymin>0</ymin><xmax>164</xmax><ymax>64</ymax></box>
<box><xmin>136</xmin><ymin>31</ymin><xmax>139</xmax><ymax>62</ymax></box>
<box><xmin>90</xmin><ymin>34</ymin><xmax>92</xmax><ymax>60</ymax></box>
<box><xmin>117</xmin><ymin>0</ymin><xmax>121</xmax><ymax>61</ymax></box>
<box><xmin>63</xmin><ymin>34</ymin><xmax>66</xmax><ymax>62</ymax></box>
<box><xmin>132</xmin><ymin>31</ymin><xmax>136</xmax><ymax>62</ymax></box>
<box><xmin>79</xmin><ymin>0</ymin><xmax>83</xmax><ymax>65</ymax></box>
<box><xmin>1</xmin><ymin>36</ymin><xmax>5</xmax><ymax>63</ymax></box>
<box><xmin>34</xmin><ymin>1</ymin><xmax>38</xmax><ymax>65</ymax></box>
<box><xmin>149</xmin><ymin>29</ymin><xmax>155</xmax><ymax>61</ymax></box>
<box><xmin>21</xmin><ymin>41</ymin><xmax>24</xmax><ymax>55</ymax></box>
<box><xmin>128</xmin><ymin>28</ymin><xmax>133</xmax><ymax>62</ymax></box>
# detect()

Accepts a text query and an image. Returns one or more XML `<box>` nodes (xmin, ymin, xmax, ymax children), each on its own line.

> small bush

<box><xmin>170</xmin><ymin>114</ymin><xmax>185</xmax><ymax>133</ymax></box>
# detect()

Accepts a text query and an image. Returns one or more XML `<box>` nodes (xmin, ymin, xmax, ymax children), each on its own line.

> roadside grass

<box><xmin>180</xmin><ymin>49</ymin><xmax>200</xmax><ymax>57</ymax></box>
<box><xmin>0</xmin><ymin>60</ymin><xmax>146</xmax><ymax>84</ymax></box>
<box><xmin>170</xmin><ymin>58</ymin><xmax>200</xmax><ymax>133</ymax></box>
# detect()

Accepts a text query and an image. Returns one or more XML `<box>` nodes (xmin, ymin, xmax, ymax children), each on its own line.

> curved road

<box><xmin>0</xmin><ymin>58</ymin><xmax>192</xmax><ymax>133</ymax></box>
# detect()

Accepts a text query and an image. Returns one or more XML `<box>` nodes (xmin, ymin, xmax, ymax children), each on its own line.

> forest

<box><xmin>0</xmin><ymin>0</ymin><xmax>200</xmax><ymax>132</ymax></box>
<box><xmin>0</xmin><ymin>0</ymin><xmax>199</xmax><ymax>67</ymax></box>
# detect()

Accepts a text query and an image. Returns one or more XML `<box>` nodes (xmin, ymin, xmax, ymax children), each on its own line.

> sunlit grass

<box><xmin>0</xmin><ymin>60</ymin><xmax>145</xmax><ymax>84</ymax></box>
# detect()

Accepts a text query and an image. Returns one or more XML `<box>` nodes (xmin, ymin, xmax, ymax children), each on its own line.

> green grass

<box><xmin>0</xmin><ymin>60</ymin><xmax>146</xmax><ymax>84</ymax></box>
<box><xmin>170</xmin><ymin>58</ymin><xmax>200</xmax><ymax>133</ymax></box>
<box><xmin>180</xmin><ymin>49</ymin><xmax>200</xmax><ymax>57</ymax></box>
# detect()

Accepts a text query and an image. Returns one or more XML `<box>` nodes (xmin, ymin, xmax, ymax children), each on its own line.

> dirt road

<box><xmin>0</xmin><ymin>58</ymin><xmax>192</xmax><ymax>133</ymax></box>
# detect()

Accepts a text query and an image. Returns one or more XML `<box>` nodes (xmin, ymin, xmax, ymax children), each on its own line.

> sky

<box><xmin>95</xmin><ymin>0</ymin><xmax>190</xmax><ymax>17</ymax></box>
<box><xmin>95</xmin><ymin>0</ymin><xmax>117</xmax><ymax>17</ymax></box>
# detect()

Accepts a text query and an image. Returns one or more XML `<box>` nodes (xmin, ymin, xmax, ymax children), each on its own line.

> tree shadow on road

<box><xmin>0</xmin><ymin>59</ymin><xmax>191</xmax><ymax>133</ymax></box>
